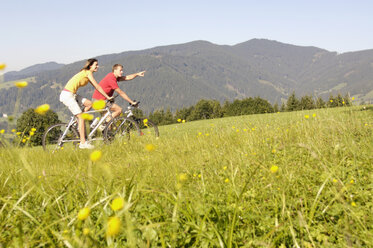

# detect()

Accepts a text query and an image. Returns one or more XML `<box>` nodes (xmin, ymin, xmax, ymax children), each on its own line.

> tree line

<box><xmin>137</xmin><ymin>92</ymin><xmax>353</xmax><ymax>126</ymax></box>
<box><xmin>13</xmin><ymin>92</ymin><xmax>353</xmax><ymax>146</ymax></box>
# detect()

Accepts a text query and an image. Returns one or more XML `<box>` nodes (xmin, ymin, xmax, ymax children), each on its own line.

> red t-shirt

<box><xmin>92</xmin><ymin>73</ymin><xmax>120</xmax><ymax>100</ymax></box>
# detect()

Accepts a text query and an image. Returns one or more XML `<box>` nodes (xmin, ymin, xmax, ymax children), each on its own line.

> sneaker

<box><xmin>79</xmin><ymin>142</ymin><xmax>94</xmax><ymax>149</ymax></box>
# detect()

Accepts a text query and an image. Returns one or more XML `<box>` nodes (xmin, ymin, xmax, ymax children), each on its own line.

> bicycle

<box><xmin>42</xmin><ymin>99</ymin><xmax>141</xmax><ymax>152</ymax></box>
<box><xmin>103</xmin><ymin>101</ymin><xmax>159</xmax><ymax>141</ymax></box>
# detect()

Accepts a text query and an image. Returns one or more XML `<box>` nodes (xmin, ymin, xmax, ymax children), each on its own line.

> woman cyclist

<box><xmin>59</xmin><ymin>58</ymin><xmax>112</xmax><ymax>149</ymax></box>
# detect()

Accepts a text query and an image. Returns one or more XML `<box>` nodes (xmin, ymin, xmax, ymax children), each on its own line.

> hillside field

<box><xmin>0</xmin><ymin>106</ymin><xmax>372</xmax><ymax>247</ymax></box>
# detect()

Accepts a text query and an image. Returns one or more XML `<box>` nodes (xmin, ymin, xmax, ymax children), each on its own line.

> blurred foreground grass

<box><xmin>0</xmin><ymin>106</ymin><xmax>372</xmax><ymax>247</ymax></box>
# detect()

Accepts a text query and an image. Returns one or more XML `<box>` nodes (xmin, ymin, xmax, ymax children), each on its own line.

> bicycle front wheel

<box><xmin>104</xmin><ymin>117</ymin><xmax>141</xmax><ymax>143</ymax></box>
<box><xmin>138</xmin><ymin>118</ymin><xmax>159</xmax><ymax>137</ymax></box>
<box><xmin>42</xmin><ymin>123</ymin><xmax>79</xmax><ymax>152</ymax></box>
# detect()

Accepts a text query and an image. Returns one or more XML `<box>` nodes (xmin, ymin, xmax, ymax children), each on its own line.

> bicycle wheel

<box><xmin>138</xmin><ymin>118</ymin><xmax>159</xmax><ymax>137</ymax></box>
<box><xmin>104</xmin><ymin>117</ymin><xmax>141</xmax><ymax>143</ymax></box>
<box><xmin>42</xmin><ymin>123</ymin><xmax>79</xmax><ymax>152</ymax></box>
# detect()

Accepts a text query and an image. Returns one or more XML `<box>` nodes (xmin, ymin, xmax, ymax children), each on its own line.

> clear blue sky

<box><xmin>1</xmin><ymin>0</ymin><xmax>373</xmax><ymax>72</ymax></box>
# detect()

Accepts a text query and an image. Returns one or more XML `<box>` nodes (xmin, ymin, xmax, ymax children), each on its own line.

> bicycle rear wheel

<box><xmin>138</xmin><ymin>118</ymin><xmax>159</xmax><ymax>137</ymax></box>
<box><xmin>42</xmin><ymin>123</ymin><xmax>79</xmax><ymax>152</ymax></box>
<box><xmin>104</xmin><ymin>117</ymin><xmax>141</xmax><ymax>143</ymax></box>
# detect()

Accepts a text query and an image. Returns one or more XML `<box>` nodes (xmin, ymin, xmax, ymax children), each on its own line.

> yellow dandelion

<box><xmin>350</xmin><ymin>179</ymin><xmax>354</xmax><ymax>184</ymax></box>
<box><xmin>177</xmin><ymin>118</ymin><xmax>181</xmax><ymax>122</ymax></box>
<box><xmin>270</xmin><ymin>165</ymin><xmax>279</xmax><ymax>173</ymax></box>
<box><xmin>0</xmin><ymin>129</ymin><xmax>4</xmax><ymax>134</ymax></box>
<box><xmin>77</xmin><ymin>207</ymin><xmax>90</xmax><ymax>221</ymax></box>
<box><xmin>351</xmin><ymin>97</ymin><xmax>355</xmax><ymax>100</ymax></box>
<box><xmin>143</xmin><ymin>118</ymin><xmax>148</xmax><ymax>124</ymax></box>
<box><xmin>35</xmin><ymin>104</ymin><xmax>50</xmax><ymax>115</ymax></box>
<box><xmin>178</xmin><ymin>173</ymin><xmax>188</xmax><ymax>182</ymax></box>
<box><xmin>193</xmin><ymin>173</ymin><xmax>197</xmax><ymax>177</ymax></box>
<box><xmin>14</xmin><ymin>81</ymin><xmax>28</xmax><ymax>88</ymax></box>
<box><xmin>111</xmin><ymin>197</ymin><xmax>125</xmax><ymax>211</ymax></box>
<box><xmin>11</xmin><ymin>129</ymin><xmax>16</xmax><ymax>133</ymax></box>
<box><xmin>145</xmin><ymin>143</ymin><xmax>155</xmax><ymax>152</ymax></box>
<box><xmin>16</xmin><ymin>132</ymin><xmax>21</xmax><ymax>135</ymax></box>
<box><xmin>351</xmin><ymin>202</ymin><xmax>356</xmax><ymax>207</ymax></box>
<box><xmin>0</xmin><ymin>63</ymin><xmax>6</xmax><ymax>70</ymax></box>
<box><xmin>198</xmin><ymin>132</ymin><xmax>202</xmax><ymax>136</ymax></box>
<box><xmin>223</xmin><ymin>166</ymin><xmax>227</xmax><ymax>170</ymax></box>
<box><xmin>312</xmin><ymin>113</ymin><xmax>316</xmax><ymax>118</ymax></box>
<box><xmin>182</xmin><ymin>120</ymin><xmax>186</xmax><ymax>123</ymax></box>
<box><xmin>31</xmin><ymin>128</ymin><xmax>36</xmax><ymax>132</ymax></box>
<box><xmin>107</xmin><ymin>216</ymin><xmax>121</xmax><ymax>237</ymax></box>
<box><xmin>236</xmin><ymin>129</ymin><xmax>240</xmax><ymax>132</ymax></box>
<box><xmin>330</xmin><ymin>99</ymin><xmax>333</xmax><ymax>103</ymax></box>
<box><xmin>90</xmin><ymin>150</ymin><xmax>102</xmax><ymax>162</ymax></box>
<box><xmin>92</xmin><ymin>100</ymin><xmax>106</xmax><ymax>110</ymax></box>
<box><xmin>83</xmin><ymin>228</ymin><xmax>90</xmax><ymax>235</ymax></box>
<box><xmin>224</xmin><ymin>178</ymin><xmax>229</xmax><ymax>183</ymax></box>
<box><xmin>29</xmin><ymin>131</ymin><xmax>35</xmax><ymax>136</ymax></box>
<box><xmin>332</xmin><ymin>179</ymin><xmax>338</xmax><ymax>183</ymax></box>
<box><xmin>198</xmin><ymin>174</ymin><xmax>201</xmax><ymax>178</ymax></box>
<box><xmin>252</xmin><ymin>128</ymin><xmax>256</xmax><ymax>131</ymax></box>
<box><xmin>81</xmin><ymin>113</ymin><xmax>94</xmax><ymax>120</ymax></box>
<box><xmin>342</xmin><ymin>101</ymin><xmax>345</xmax><ymax>104</ymax></box>
<box><xmin>22</xmin><ymin>139</ymin><xmax>26</xmax><ymax>143</ymax></box>
<box><xmin>205</xmin><ymin>133</ymin><xmax>209</xmax><ymax>136</ymax></box>
<box><xmin>304</xmin><ymin>115</ymin><xmax>309</xmax><ymax>119</ymax></box>
<box><xmin>272</xmin><ymin>149</ymin><xmax>276</xmax><ymax>153</ymax></box>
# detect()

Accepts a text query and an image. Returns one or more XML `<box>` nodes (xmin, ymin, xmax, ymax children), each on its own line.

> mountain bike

<box><xmin>104</xmin><ymin>101</ymin><xmax>159</xmax><ymax>141</ymax></box>
<box><xmin>42</xmin><ymin>99</ymin><xmax>141</xmax><ymax>152</ymax></box>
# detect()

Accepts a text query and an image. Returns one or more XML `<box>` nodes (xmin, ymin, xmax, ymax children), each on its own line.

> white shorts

<box><xmin>59</xmin><ymin>90</ymin><xmax>88</xmax><ymax>116</ymax></box>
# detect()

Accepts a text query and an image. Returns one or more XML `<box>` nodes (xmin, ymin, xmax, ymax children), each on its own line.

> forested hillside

<box><xmin>1</xmin><ymin>39</ymin><xmax>373</xmax><ymax>118</ymax></box>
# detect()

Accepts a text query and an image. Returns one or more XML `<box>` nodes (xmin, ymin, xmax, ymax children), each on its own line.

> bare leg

<box><xmin>76</xmin><ymin>113</ymin><xmax>86</xmax><ymax>144</ymax></box>
<box><xmin>111</xmin><ymin>103</ymin><xmax>123</xmax><ymax>119</ymax></box>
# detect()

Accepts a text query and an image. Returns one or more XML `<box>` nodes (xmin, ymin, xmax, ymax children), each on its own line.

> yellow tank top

<box><xmin>64</xmin><ymin>70</ymin><xmax>91</xmax><ymax>93</ymax></box>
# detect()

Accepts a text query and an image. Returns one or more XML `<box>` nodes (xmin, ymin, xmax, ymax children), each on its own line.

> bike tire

<box><xmin>42</xmin><ymin>123</ymin><xmax>79</xmax><ymax>152</ymax></box>
<box><xmin>138</xmin><ymin>118</ymin><xmax>159</xmax><ymax>138</ymax></box>
<box><xmin>103</xmin><ymin>117</ymin><xmax>141</xmax><ymax>143</ymax></box>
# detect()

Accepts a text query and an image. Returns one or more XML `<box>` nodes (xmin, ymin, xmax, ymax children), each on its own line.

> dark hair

<box><xmin>112</xmin><ymin>64</ymin><xmax>123</xmax><ymax>72</ymax></box>
<box><xmin>81</xmin><ymin>58</ymin><xmax>98</xmax><ymax>71</ymax></box>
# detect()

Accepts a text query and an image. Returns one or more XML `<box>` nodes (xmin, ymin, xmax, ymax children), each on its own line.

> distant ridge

<box><xmin>1</xmin><ymin>39</ymin><xmax>372</xmax><ymax>117</ymax></box>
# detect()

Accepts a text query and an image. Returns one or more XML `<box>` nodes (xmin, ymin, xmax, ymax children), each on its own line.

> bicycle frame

<box><xmin>59</xmin><ymin>104</ymin><xmax>114</xmax><ymax>144</ymax></box>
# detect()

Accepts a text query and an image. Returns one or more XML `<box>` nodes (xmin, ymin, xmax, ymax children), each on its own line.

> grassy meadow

<box><xmin>0</xmin><ymin>106</ymin><xmax>372</xmax><ymax>247</ymax></box>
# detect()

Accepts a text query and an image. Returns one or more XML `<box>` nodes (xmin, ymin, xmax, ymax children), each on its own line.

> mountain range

<box><xmin>1</xmin><ymin>39</ymin><xmax>373</xmax><ymax>119</ymax></box>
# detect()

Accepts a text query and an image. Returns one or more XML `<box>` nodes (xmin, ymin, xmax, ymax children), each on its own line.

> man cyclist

<box><xmin>92</xmin><ymin>64</ymin><xmax>145</xmax><ymax>122</ymax></box>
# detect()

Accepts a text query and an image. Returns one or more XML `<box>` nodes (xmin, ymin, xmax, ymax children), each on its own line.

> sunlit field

<box><xmin>1</xmin><ymin>106</ymin><xmax>372</xmax><ymax>247</ymax></box>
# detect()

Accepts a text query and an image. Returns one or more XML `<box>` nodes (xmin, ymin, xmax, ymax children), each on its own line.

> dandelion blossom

<box><xmin>223</xmin><ymin>166</ymin><xmax>227</xmax><ymax>170</ymax></box>
<box><xmin>107</xmin><ymin>216</ymin><xmax>121</xmax><ymax>237</ymax></box>
<box><xmin>351</xmin><ymin>97</ymin><xmax>355</xmax><ymax>100</ymax></box>
<box><xmin>31</xmin><ymin>128</ymin><xmax>36</xmax><ymax>132</ymax></box>
<box><xmin>0</xmin><ymin>63</ymin><xmax>6</xmax><ymax>70</ymax></box>
<box><xmin>351</xmin><ymin>202</ymin><xmax>356</xmax><ymax>207</ymax></box>
<box><xmin>332</xmin><ymin>179</ymin><xmax>338</xmax><ymax>183</ymax></box>
<box><xmin>35</xmin><ymin>104</ymin><xmax>50</xmax><ymax>115</ymax></box>
<box><xmin>0</xmin><ymin>129</ymin><xmax>4</xmax><ymax>134</ymax></box>
<box><xmin>111</xmin><ymin>197</ymin><xmax>125</xmax><ymax>211</ymax></box>
<box><xmin>83</xmin><ymin>228</ymin><xmax>90</xmax><ymax>235</ymax></box>
<box><xmin>304</xmin><ymin>115</ymin><xmax>309</xmax><ymax>119</ymax></box>
<box><xmin>178</xmin><ymin>173</ymin><xmax>188</xmax><ymax>182</ymax></box>
<box><xmin>90</xmin><ymin>150</ymin><xmax>102</xmax><ymax>162</ymax></box>
<box><xmin>145</xmin><ymin>144</ymin><xmax>155</xmax><ymax>152</ymax></box>
<box><xmin>330</xmin><ymin>99</ymin><xmax>333</xmax><ymax>103</ymax></box>
<box><xmin>77</xmin><ymin>207</ymin><xmax>90</xmax><ymax>221</ymax></box>
<box><xmin>15</xmin><ymin>81</ymin><xmax>28</xmax><ymax>88</ymax></box>
<box><xmin>11</xmin><ymin>129</ymin><xmax>16</xmax><ymax>133</ymax></box>
<box><xmin>177</xmin><ymin>119</ymin><xmax>181</xmax><ymax>122</ymax></box>
<box><xmin>270</xmin><ymin>165</ymin><xmax>279</xmax><ymax>173</ymax></box>
<box><xmin>182</xmin><ymin>120</ymin><xmax>186</xmax><ymax>123</ymax></box>
<box><xmin>224</xmin><ymin>178</ymin><xmax>229</xmax><ymax>183</ymax></box>
<box><xmin>81</xmin><ymin>113</ymin><xmax>94</xmax><ymax>120</ymax></box>
<box><xmin>312</xmin><ymin>113</ymin><xmax>316</xmax><ymax>118</ymax></box>
<box><xmin>92</xmin><ymin>100</ymin><xmax>106</xmax><ymax>110</ymax></box>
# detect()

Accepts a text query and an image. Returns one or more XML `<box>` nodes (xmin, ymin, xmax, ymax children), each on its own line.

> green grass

<box><xmin>0</xmin><ymin>106</ymin><xmax>372</xmax><ymax>247</ymax></box>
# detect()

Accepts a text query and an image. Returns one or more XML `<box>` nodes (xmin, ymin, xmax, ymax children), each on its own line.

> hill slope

<box><xmin>1</xmin><ymin>39</ymin><xmax>372</xmax><ymax>117</ymax></box>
